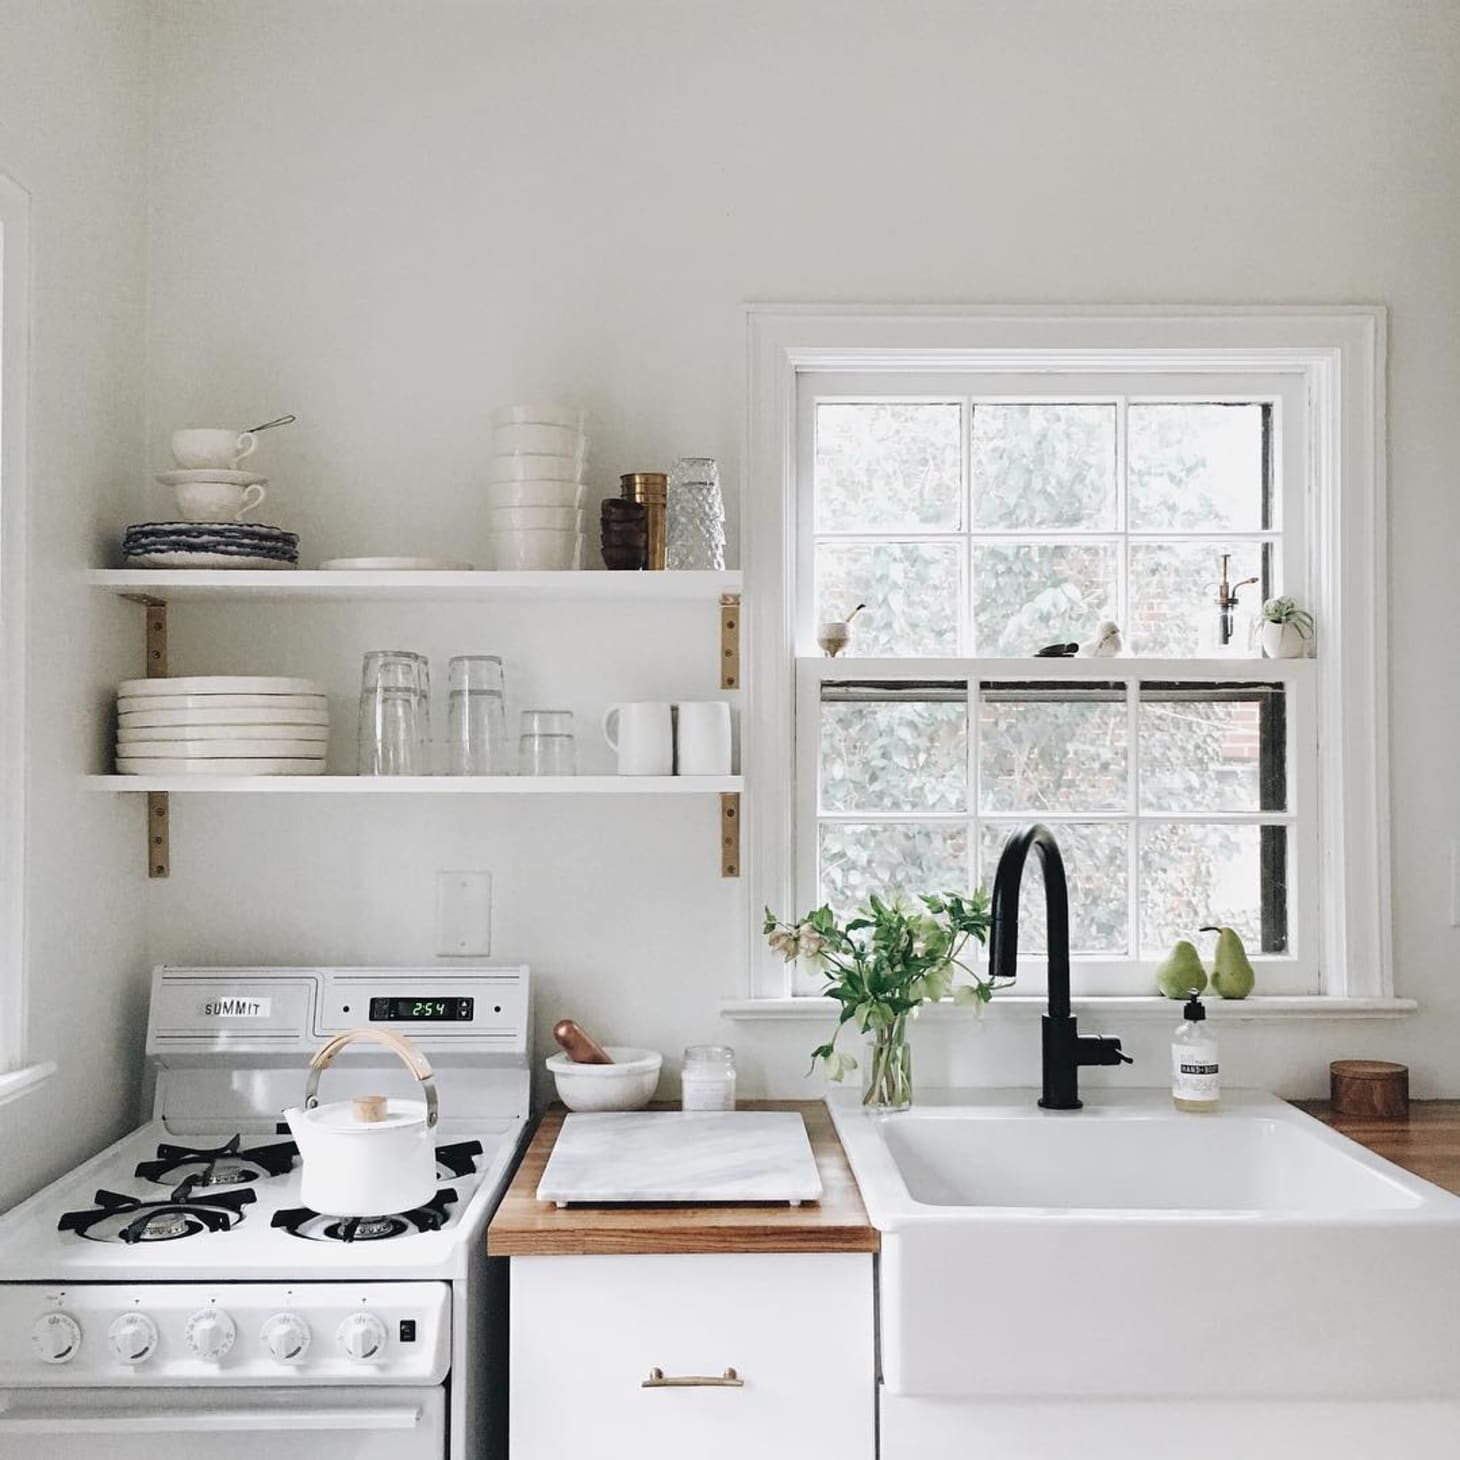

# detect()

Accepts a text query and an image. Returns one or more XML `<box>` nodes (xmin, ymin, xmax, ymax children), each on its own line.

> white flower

<box><xmin>796</xmin><ymin>924</ymin><xmax>826</xmax><ymax>962</ymax></box>
<box><xmin>768</xmin><ymin>929</ymin><xmax>799</xmax><ymax>961</ymax></box>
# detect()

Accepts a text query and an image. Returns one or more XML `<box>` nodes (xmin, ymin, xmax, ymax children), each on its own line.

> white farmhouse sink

<box><xmin>829</xmin><ymin>1088</ymin><xmax>1460</xmax><ymax>1402</ymax></box>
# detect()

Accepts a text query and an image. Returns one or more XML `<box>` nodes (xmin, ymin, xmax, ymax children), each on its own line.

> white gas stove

<box><xmin>0</xmin><ymin>965</ymin><xmax>531</xmax><ymax>1460</ymax></box>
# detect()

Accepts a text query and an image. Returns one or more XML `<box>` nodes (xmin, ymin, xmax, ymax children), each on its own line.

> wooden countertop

<box><xmin>487</xmin><ymin>1100</ymin><xmax>879</xmax><ymax>1256</ymax></box>
<box><xmin>1293</xmin><ymin>1100</ymin><xmax>1460</xmax><ymax>1195</ymax></box>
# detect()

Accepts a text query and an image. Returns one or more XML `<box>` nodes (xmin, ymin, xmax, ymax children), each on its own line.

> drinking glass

<box><xmin>518</xmin><ymin>709</ymin><xmax>576</xmax><ymax>776</ymax></box>
<box><xmin>358</xmin><ymin>650</ymin><xmax>429</xmax><ymax>775</ymax></box>
<box><xmin>449</xmin><ymin>656</ymin><xmax>507</xmax><ymax>775</ymax></box>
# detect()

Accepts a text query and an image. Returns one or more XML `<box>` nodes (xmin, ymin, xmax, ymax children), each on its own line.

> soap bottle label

<box><xmin>1172</xmin><ymin>1041</ymin><xmax>1220</xmax><ymax>1103</ymax></box>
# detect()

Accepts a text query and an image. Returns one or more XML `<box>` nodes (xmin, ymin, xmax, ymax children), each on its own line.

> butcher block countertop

<box><xmin>487</xmin><ymin>1100</ymin><xmax>878</xmax><ymax>1256</ymax></box>
<box><xmin>1294</xmin><ymin>1100</ymin><xmax>1460</xmax><ymax>1195</ymax></box>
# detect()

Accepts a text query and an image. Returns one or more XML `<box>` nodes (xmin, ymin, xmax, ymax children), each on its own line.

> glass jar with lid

<box><xmin>680</xmin><ymin>1044</ymin><xmax>736</xmax><ymax>1111</ymax></box>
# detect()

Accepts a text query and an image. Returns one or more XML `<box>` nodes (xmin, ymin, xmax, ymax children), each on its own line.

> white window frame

<box><xmin>0</xmin><ymin>170</ymin><xmax>36</xmax><ymax>1091</ymax></box>
<box><xmin>734</xmin><ymin>305</ymin><xmax>1395</xmax><ymax>1014</ymax></box>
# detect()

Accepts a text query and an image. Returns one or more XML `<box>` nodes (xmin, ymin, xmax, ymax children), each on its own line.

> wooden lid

<box><xmin>1330</xmin><ymin>1060</ymin><xmax>1408</xmax><ymax>1081</ymax></box>
<box><xmin>352</xmin><ymin>1094</ymin><xmax>388</xmax><ymax>1123</ymax></box>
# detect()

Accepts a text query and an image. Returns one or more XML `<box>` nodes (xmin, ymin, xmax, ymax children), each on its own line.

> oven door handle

<box><xmin>0</xmin><ymin>1405</ymin><xmax>422</xmax><ymax>1434</ymax></box>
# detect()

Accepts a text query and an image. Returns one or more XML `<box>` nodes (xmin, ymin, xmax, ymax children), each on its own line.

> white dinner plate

<box><xmin>125</xmin><ymin>552</ymin><xmax>297</xmax><ymax>570</ymax></box>
<box><xmin>115</xmin><ymin>758</ymin><xmax>327</xmax><ymax>776</ymax></box>
<box><xmin>118</xmin><ymin>676</ymin><xmax>324</xmax><ymax>698</ymax></box>
<box><xmin>118</xmin><ymin>707</ymin><xmax>330</xmax><ymax>728</ymax></box>
<box><xmin>319</xmin><ymin>557</ymin><xmax>476</xmax><ymax>571</ymax></box>
<box><xmin>154</xmin><ymin>469</ymin><xmax>269</xmax><ymax>488</ymax></box>
<box><xmin>117</xmin><ymin>740</ymin><xmax>328</xmax><ymax>760</ymax></box>
<box><xmin>116</xmin><ymin>693</ymin><xmax>327</xmax><ymax>714</ymax></box>
<box><xmin>117</xmin><ymin>723</ymin><xmax>330</xmax><ymax>744</ymax></box>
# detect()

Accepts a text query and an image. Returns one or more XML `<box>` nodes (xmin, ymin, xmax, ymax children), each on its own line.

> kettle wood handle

<box><xmin>304</xmin><ymin>1027</ymin><xmax>438</xmax><ymax>1128</ymax></box>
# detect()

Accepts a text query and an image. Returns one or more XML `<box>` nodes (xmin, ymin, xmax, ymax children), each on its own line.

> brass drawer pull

<box><xmin>642</xmin><ymin>1367</ymin><xmax>744</xmax><ymax>1389</ymax></box>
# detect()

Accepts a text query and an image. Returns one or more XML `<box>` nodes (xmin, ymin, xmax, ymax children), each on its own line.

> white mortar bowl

<box><xmin>546</xmin><ymin>1047</ymin><xmax>662</xmax><ymax>1111</ymax></box>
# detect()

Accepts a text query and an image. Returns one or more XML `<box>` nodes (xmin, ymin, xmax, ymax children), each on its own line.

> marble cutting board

<box><xmin>536</xmin><ymin>1110</ymin><xmax>825</xmax><ymax>1206</ymax></box>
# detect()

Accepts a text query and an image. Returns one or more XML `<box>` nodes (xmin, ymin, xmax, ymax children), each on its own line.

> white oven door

<box><xmin>0</xmin><ymin>1386</ymin><xmax>445</xmax><ymax>1460</ymax></box>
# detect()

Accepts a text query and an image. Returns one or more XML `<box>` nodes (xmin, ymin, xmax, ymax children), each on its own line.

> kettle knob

<box><xmin>352</xmin><ymin>1095</ymin><xmax>387</xmax><ymax>1123</ymax></box>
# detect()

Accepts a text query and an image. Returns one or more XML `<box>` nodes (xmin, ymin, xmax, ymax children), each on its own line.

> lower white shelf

<box><xmin>89</xmin><ymin>774</ymin><xmax>743</xmax><ymax>795</ymax></box>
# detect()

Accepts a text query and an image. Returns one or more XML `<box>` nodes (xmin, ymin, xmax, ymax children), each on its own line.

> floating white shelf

<box><xmin>89</xmin><ymin>774</ymin><xmax>743</xmax><ymax>795</ymax></box>
<box><xmin>88</xmin><ymin>568</ymin><xmax>742</xmax><ymax>603</ymax></box>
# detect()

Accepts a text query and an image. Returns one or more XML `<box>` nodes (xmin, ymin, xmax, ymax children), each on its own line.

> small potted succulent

<box><xmin>764</xmin><ymin>890</ymin><xmax>1000</xmax><ymax>1111</ymax></box>
<box><xmin>1259</xmin><ymin>596</ymin><xmax>1314</xmax><ymax>659</ymax></box>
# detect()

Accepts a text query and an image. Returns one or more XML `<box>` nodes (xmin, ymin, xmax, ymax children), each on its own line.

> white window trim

<box><xmin>0</xmin><ymin>169</ymin><xmax>38</xmax><ymax>1088</ymax></box>
<box><xmin>734</xmin><ymin>304</ymin><xmax>1394</xmax><ymax>1014</ymax></box>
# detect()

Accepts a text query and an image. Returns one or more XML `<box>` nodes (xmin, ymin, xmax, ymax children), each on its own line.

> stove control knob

<box><xmin>337</xmin><ymin>1312</ymin><xmax>387</xmax><ymax>1363</ymax></box>
<box><xmin>261</xmin><ymin>1312</ymin><xmax>311</xmax><ymax>1364</ymax></box>
<box><xmin>108</xmin><ymin>1312</ymin><xmax>158</xmax><ymax>1364</ymax></box>
<box><xmin>185</xmin><ymin>1308</ymin><xmax>236</xmax><ymax>1362</ymax></box>
<box><xmin>31</xmin><ymin>1312</ymin><xmax>82</xmax><ymax>1364</ymax></box>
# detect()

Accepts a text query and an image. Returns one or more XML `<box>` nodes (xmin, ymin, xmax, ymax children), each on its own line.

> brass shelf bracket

<box><xmin>143</xmin><ymin>602</ymin><xmax>169</xmax><ymax>879</ymax></box>
<box><xmin>720</xmin><ymin>791</ymin><xmax>741</xmax><ymax>878</ymax></box>
<box><xmin>719</xmin><ymin>593</ymin><xmax>740</xmax><ymax>690</ymax></box>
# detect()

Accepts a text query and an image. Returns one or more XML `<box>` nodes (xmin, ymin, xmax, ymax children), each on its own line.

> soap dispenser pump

<box><xmin>1172</xmin><ymin>993</ymin><xmax>1220</xmax><ymax>1111</ymax></box>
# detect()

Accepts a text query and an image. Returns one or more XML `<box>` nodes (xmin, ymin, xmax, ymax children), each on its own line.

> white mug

<box><xmin>602</xmin><ymin>701</ymin><xmax>673</xmax><ymax>776</ymax></box>
<box><xmin>675</xmin><ymin>701</ymin><xmax>732</xmax><ymax>776</ymax></box>
<box><xmin>171</xmin><ymin>427</ymin><xmax>258</xmax><ymax>470</ymax></box>
<box><xmin>175</xmin><ymin>480</ymin><xmax>267</xmax><ymax>522</ymax></box>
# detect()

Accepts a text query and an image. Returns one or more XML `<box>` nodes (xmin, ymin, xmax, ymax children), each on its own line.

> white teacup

<box><xmin>171</xmin><ymin>427</ymin><xmax>257</xmax><ymax>470</ymax></box>
<box><xmin>175</xmin><ymin>480</ymin><xmax>267</xmax><ymax>522</ymax></box>
<box><xmin>602</xmin><ymin>702</ymin><xmax>673</xmax><ymax>776</ymax></box>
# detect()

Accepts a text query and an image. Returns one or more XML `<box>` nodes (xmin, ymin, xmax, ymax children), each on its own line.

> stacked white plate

<box><xmin>486</xmin><ymin>403</ymin><xmax>587</xmax><ymax>569</ymax></box>
<box><xmin>116</xmin><ymin>676</ymin><xmax>329</xmax><ymax>775</ymax></box>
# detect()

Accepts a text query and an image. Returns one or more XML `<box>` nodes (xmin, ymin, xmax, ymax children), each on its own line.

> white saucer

<box><xmin>116</xmin><ymin>757</ymin><xmax>326</xmax><ymax>776</ymax></box>
<box><xmin>117</xmin><ymin>723</ymin><xmax>330</xmax><ymax>743</ymax></box>
<box><xmin>116</xmin><ymin>693</ymin><xmax>327</xmax><ymax>714</ymax></box>
<box><xmin>117</xmin><ymin>739</ymin><xmax>328</xmax><ymax>760</ymax></box>
<box><xmin>119</xmin><ymin>676</ymin><xmax>324</xmax><ymax>698</ymax></box>
<box><xmin>118</xmin><ymin>707</ymin><xmax>330</xmax><ymax>728</ymax></box>
<box><xmin>319</xmin><ymin>557</ymin><xmax>476</xmax><ymax>571</ymax></box>
<box><xmin>125</xmin><ymin>551</ymin><xmax>297</xmax><ymax>570</ymax></box>
<box><xmin>155</xmin><ymin>469</ymin><xmax>269</xmax><ymax>488</ymax></box>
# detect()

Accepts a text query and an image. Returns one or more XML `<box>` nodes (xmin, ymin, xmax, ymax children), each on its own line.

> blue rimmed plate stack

<box><xmin>122</xmin><ymin>521</ymin><xmax>299</xmax><ymax>569</ymax></box>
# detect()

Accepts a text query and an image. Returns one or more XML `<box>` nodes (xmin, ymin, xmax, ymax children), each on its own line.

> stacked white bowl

<box><xmin>486</xmin><ymin>404</ymin><xmax>587</xmax><ymax>570</ymax></box>
<box><xmin>115</xmin><ymin>676</ymin><xmax>329</xmax><ymax>776</ymax></box>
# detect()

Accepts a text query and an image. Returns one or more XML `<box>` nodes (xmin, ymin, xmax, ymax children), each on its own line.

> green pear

<box><xmin>1156</xmin><ymin>939</ymin><xmax>1207</xmax><ymax>999</ymax></box>
<box><xmin>1203</xmin><ymin>924</ymin><xmax>1256</xmax><ymax>999</ymax></box>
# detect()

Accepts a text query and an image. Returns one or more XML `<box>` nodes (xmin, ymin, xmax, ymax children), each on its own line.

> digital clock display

<box><xmin>369</xmin><ymin>997</ymin><xmax>474</xmax><ymax>1023</ymax></box>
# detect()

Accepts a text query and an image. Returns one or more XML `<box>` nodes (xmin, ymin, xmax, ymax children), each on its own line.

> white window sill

<box><xmin>0</xmin><ymin>1060</ymin><xmax>57</xmax><ymax>1108</ymax></box>
<box><xmin>721</xmin><ymin>996</ymin><xmax>1417</xmax><ymax>1022</ymax></box>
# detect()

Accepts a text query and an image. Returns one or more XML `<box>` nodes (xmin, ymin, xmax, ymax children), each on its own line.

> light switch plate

<box><xmin>436</xmin><ymin>870</ymin><xmax>492</xmax><ymax>956</ymax></box>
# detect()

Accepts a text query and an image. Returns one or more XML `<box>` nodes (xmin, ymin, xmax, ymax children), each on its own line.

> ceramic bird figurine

<box><xmin>1081</xmin><ymin>620</ymin><xmax>1123</xmax><ymax>658</ymax></box>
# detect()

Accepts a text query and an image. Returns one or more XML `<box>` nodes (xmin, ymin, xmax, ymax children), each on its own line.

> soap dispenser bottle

<box><xmin>1172</xmin><ymin>994</ymin><xmax>1219</xmax><ymax>1111</ymax></box>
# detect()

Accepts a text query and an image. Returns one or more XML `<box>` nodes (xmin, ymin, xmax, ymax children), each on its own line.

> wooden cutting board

<box><xmin>536</xmin><ymin>1110</ymin><xmax>824</xmax><ymax>1206</ymax></box>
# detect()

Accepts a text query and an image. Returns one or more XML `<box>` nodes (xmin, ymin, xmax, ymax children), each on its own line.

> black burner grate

<box><xmin>271</xmin><ymin>1188</ymin><xmax>459</xmax><ymax>1243</ymax></box>
<box><xmin>59</xmin><ymin>1187</ymin><xmax>256</xmax><ymax>1244</ymax></box>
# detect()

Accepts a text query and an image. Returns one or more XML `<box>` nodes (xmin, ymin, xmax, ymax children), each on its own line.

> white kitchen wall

<box><xmin>0</xmin><ymin>0</ymin><xmax>151</xmax><ymax>1208</ymax></box>
<box><xmin>133</xmin><ymin>0</ymin><xmax>1460</xmax><ymax>1099</ymax></box>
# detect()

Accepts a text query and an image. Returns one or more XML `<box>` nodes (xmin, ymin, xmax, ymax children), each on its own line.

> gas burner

<box><xmin>271</xmin><ymin>1188</ymin><xmax>459</xmax><ymax>1243</ymax></box>
<box><xmin>58</xmin><ymin>1188</ymin><xmax>256</xmax><ymax>1245</ymax></box>
<box><xmin>135</xmin><ymin>1134</ymin><xmax>298</xmax><ymax>1196</ymax></box>
<box><xmin>435</xmin><ymin>1139</ymin><xmax>483</xmax><ymax>1180</ymax></box>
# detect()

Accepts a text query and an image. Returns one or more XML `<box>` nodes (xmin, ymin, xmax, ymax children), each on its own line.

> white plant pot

<box><xmin>1262</xmin><ymin>619</ymin><xmax>1310</xmax><ymax>659</ymax></box>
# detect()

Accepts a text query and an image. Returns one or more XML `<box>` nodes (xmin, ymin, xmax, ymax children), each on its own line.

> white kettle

<box><xmin>285</xmin><ymin>1027</ymin><xmax>439</xmax><ymax>1217</ymax></box>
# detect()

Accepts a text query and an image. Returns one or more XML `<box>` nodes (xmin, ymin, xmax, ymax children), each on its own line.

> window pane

<box><xmin>1139</xmin><ymin>822</ymin><xmax>1287</xmax><ymax>955</ymax></box>
<box><xmin>816</xmin><ymin>541</ymin><xmax>961</xmax><ymax>655</ymax></box>
<box><xmin>978</xmin><ymin>685</ymin><xmax>1127</xmax><ymax>813</ymax></box>
<box><xmin>1128</xmin><ymin>540</ymin><xmax>1268</xmax><ymax>657</ymax></box>
<box><xmin>1139</xmin><ymin>684</ymin><xmax>1286</xmax><ymax>813</ymax></box>
<box><xmin>820</xmin><ymin>693</ymin><xmax>968</xmax><ymax>813</ymax></box>
<box><xmin>970</xmin><ymin>542</ymin><xmax>1118</xmax><ymax>655</ymax></box>
<box><xmin>819</xmin><ymin>821</ymin><xmax>968</xmax><ymax>918</ymax></box>
<box><xmin>815</xmin><ymin>402</ymin><xmax>962</xmax><ymax>533</ymax></box>
<box><xmin>1128</xmin><ymin>403</ymin><xmax>1268</xmax><ymax>532</ymax></box>
<box><xmin>972</xmin><ymin>403</ymin><xmax>1117</xmax><ymax>530</ymax></box>
<box><xmin>978</xmin><ymin>822</ymin><xmax>1128</xmax><ymax>955</ymax></box>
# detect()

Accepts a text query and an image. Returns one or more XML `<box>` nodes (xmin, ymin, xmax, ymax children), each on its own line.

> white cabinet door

<box><xmin>510</xmin><ymin>1253</ymin><xmax>874</xmax><ymax>1460</ymax></box>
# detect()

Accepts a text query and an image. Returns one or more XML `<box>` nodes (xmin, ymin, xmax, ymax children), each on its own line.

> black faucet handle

<box><xmin>1077</xmin><ymin>1033</ymin><xmax>1132</xmax><ymax>1067</ymax></box>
